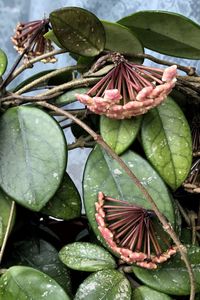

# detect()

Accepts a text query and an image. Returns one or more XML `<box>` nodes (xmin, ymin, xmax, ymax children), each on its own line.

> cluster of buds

<box><xmin>76</xmin><ymin>53</ymin><xmax>177</xmax><ymax>119</ymax></box>
<box><xmin>11</xmin><ymin>19</ymin><xmax>56</xmax><ymax>63</ymax></box>
<box><xmin>95</xmin><ymin>192</ymin><xmax>176</xmax><ymax>269</ymax></box>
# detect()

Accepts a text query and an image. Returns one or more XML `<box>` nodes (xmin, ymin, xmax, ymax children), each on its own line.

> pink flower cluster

<box><xmin>76</xmin><ymin>65</ymin><xmax>177</xmax><ymax>119</ymax></box>
<box><xmin>95</xmin><ymin>192</ymin><xmax>177</xmax><ymax>269</ymax></box>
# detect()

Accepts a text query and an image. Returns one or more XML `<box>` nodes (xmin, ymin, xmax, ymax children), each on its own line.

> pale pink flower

<box><xmin>76</xmin><ymin>54</ymin><xmax>177</xmax><ymax>119</ymax></box>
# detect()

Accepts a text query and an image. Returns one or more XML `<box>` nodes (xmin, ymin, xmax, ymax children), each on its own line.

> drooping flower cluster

<box><xmin>95</xmin><ymin>192</ymin><xmax>176</xmax><ymax>269</ymax></box>
<box><xmin>11</xmin><ymin>19</ymin><xmax>56</xmax><ymax>63</ymax></box>
<box><xmin>76</xmin><ymin>53</ymin><xmax>177</xmax><ymax>119</ymax></box>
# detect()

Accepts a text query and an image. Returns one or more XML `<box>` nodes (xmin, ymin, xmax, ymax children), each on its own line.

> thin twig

<box><xmin>7</xmin><ymin>49</ymin><xmax>66</xmax><ymax>86</ymax></box>
<box><xmin>37</xmin><ymin>101</ymin><xmax>196</xmax><ymax>300</ymax></box>
<box><xmin>0</xmin><ymin>201</ymin><xmax>15</xmax><ymax>265</ymax></box>
<box><xmin>15</xmin><ymin>65</ymin><xmax>85</xmax><ymax>95</ymax></box>
<box><xmin>122</xmin><ymin>52</ymin><xmax>197</xmax><ymax>75</ymax></box>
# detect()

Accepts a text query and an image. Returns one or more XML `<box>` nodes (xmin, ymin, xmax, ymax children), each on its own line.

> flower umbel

<box><xmin>95</xmin><ymin>192</ymin><xmax>176</xmax><ymax>269</ymax></box>
<box><xmin>11</xmin><ymin>19</ymin><xmax>57</xmax><ymax>63</ymax></box>
<box><xmin>76</xmin><ymin>53</ymin><xmax>177</xmax><ymax>119</ymax></box>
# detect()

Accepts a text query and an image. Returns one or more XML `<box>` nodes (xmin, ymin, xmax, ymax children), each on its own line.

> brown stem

<box><xmin>0</xmin><ymin>201</ymin><xmax>15</xmax><ymax>265</ymax></box>
<box><xmin>37</xmin><ymin>101</ymin><xmax>196</xmax><ymax>300</ymax></box>
<box><xmin>122</xmin><ymin>52</ymin><xmax>197</xmax><ymax>76</ymax></box>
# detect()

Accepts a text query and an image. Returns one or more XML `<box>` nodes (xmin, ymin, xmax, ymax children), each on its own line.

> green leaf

<box><xmin>74</xmin><ymin>269</ymin><xmax>131</xmax><ymax>300</ymax></box>
<box><xmin>59</xmin><ymin>242</ymin><xmax>116</xmax><ymax>271</ymax></box>
<box><xmin>44</xmin><ymin>30</ymin><xmax>64</xmax><ymax>48</ymax></box>
<box><xmin>132</xmin><ymin>286</ymin><xmax>172</xmax><ymax>300</ymax></box>
<box><xmin>50</xmin><ymin>7</ymin><xmax>105</xmax><ymax>56</ymax></box>
<box><xmin>0</xmin><ymin>49</ymin><xmax>8</xmax><ymax>76</ymax></box>
<box><xmin>0</xmin><ymin>190</ymin><xmax>16</xmax><ymax>246</ymax></box>
<box><xmin>0</xmin><ymin>266</ymin><xmax>70</xmax><ymax>300</ymax></box>
<box><xmin>7</xmin><ymin>238</ymin><xmax>71</xmax><ymax>294</ymax></box>
<box><xmin>133</xmin><ymin>245</ymin><xmax>200</xmax><ymax>295</ymax></box>
<box><xmin>42</xmin><ymin>173</ymin><xmax>81</xmax><ymax>220</ymax></box>
<box><xmin>141</xmin><ymin>97</ymin><xmax>192</xmax><ymax>190</ymax></box>
<box><xmin>102</xmin><ymin>20</ymin><xmax>143</xmax><ymax>63</ymax></box>
<box><xmin>55</xmin><ymin>87</ymin><xmax>89</xmax><ymax>106</ymax></box>
<box><xmin>118</xmin><ymin>11</ymin><xmax>200</xmax><ymax>59</ymax></box>
<box><xmin>100</xmin><ymin>116</ymin><xmax>142</xmax><ymax>155</ymax></box>
<box><xmin>83</xmin><ymin>146</ymin><xmax>175</xmax><ymax>251</ymax></box>
<box><xmin>0</xmin><ymin>107</ymin><xmax>67</xmax><ymax>211</ymax></box>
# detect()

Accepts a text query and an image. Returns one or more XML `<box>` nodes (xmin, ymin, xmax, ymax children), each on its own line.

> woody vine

<box><xmin>0</xmin><ymin>7</ymin><xmax>200</xmax><ymax>300</ymax></box>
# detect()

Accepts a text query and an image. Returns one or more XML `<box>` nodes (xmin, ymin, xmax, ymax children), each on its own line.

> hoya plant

<box><xmin>0</xmin><ymin>6</ymin><xmax>200</xmax><ymax>300</ymax></box>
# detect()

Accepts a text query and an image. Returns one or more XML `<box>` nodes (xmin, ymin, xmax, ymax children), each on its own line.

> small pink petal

<box><xmin>104</xmin><ymin>89</ymin><xmax>122</xmax><ymax>102</ymax></box>
<box><xmin>95</xmin><ymin>214</ymin><xmax>105</xmax><ymax>227</ymax></box>
<box><xmin>162</xmin><ymin>65</ymin><xmax>177</xmax><ymax>82</ymax></box>
<box><xmin>136</xmin><ymin>86</ymin><xmax>154</xmax><ymax>101</ymax></box>
<box><xmin>76</xmin><ymin>93</ymin><xmax>93</xmax><ymax>105</ymax></box>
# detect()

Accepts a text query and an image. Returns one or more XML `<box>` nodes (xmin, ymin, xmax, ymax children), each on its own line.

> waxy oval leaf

<box><xmin>0</xmin><ymin>107</ymin><xmax>67</xmax><ymax>211</ymax></box>
<box><xmin>50</xmin><ymin>7</ymin><xmax>105</xmax><ymax>56</ymax></box>
<box><xmin>132</xmin><ymin>286</ymin><xmax>172</xmax><ymax>300</ymax></box>
<box><xmin>42</xmin><ymin>173</ymin><xmax>81</xmax><ymax>220</ymax></box>
<box><xmin>102</xmin><ymin>21</ymin><xmax>143</xmax><ymax>63</ymax></box>
<box><xmin>8</xmin><ymin>238</ymin><xmax>71</xmax><ymax>293</ymax></box>
<box><xmin>141</xmin><ymin>97</ymin><xmax>192</xmax><ymax>190</ymax></box>
<box><xmin>118</xmin><ymin>11</ymin><xmax>200</xmax><ymax>59</ymax></box>
<box><xmin>59</xmin><ymin>242</ymin><xmax>116</xmax><ymax>271</ymax></box>
<box><xmin>133</xmin><ymin>245</ymin><xmax>200</xmax><ymax>295</ymax></box>
<box><xmin>0</xmin><ymin>49</ymin><xmax>8</xmax><ymax>76</ymax></box>
<box><xmin>55</xmin><ymin>87</ymin><xmax>89</xmax><ymax>106</ymax></box>
<box><xmin>0</xmin><ymin>190</ymin><xmax>16</xmax><ymax>246</ymax></box>
<box><xmin>83</xmin><ymin>146</ymin><xmax>175</xmax><ymax>250</ymax></box>
<box><xmin>74</xmin><ymin>269</ymin><xmax>131</xmax><ymax>300</ymax></box>
<box><xmin>0</xmin><ymin>266</ymin><xmax>70</xmax><ymax>300</ymax></box>
<box><xmin>100</xmin><ymin>116</ymin><xmax>142</xmax><ymax>155</ymax></box>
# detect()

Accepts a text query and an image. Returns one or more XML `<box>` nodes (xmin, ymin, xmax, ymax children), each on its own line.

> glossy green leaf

<box><xmin>59</xmin><ymin>242</ymin><xmax>116</xmax><ymax>271</ymax></box>
<box><xmin>141</xmin><ymin>97</ymin><xmax>192</xmax><ymax>190</ymax></box>
<box><xmin>100</xmin><ymin>115</ymin><xmax>142</xmax><ymax>155</ymax></box>
<box><xmin>0</xmin><ymin>190</ymin><xmax>16</xmax><ymax>246</ymax></box>
<box><xmin>0</xmin><ymin>266</ymin><xmax>70</xmax><ymax>300</ymax></box>
<box><xmin>118</xmin><ymin>11</ymin><xmax>200</xmax><ymax>59</ymax></box>
<box><xmin>132</xmin><ymin>286</ymin><xmax>172</xmax><ymax>300</ymax></box>
<box><xmin>7</xmin><ymin>238</ymin><xmax>71</xmax><ymax>293</ymax></box>
<box><xmin>42</xmin><ymin>173</ymin><xmax>81</xmax><ymax>220</ymax></box>
<box><xmin>0</xmin><ymin>49</ymin><xmax>8</xmax><ymax>76</ymax></box>
<box><xmin>44</xmin><ymin>30</ymin><xmax>64</xmax><ymax>48</ymax></box>
<box><xmin>102</xmin><ymin>20</ymin><xmax>143</xmax><ymax>63</ymax></box>
<box><xmin>74</xmin><ymin>269</ymin><xmax>131</xmax><ymax>300</ymax></box>
<box><xmin>133</xmin><ymin>245</ymin><xmax>200</xmax><ymax>295</ymax></box>
<box><xmin>55</xmin><ymin>87</ymin><xmax>89</xmax><ymax>106</ymax></box>
<box><xmin>0</xmin><ymin>107</ymin><xmax>67</xmax><ymax>211</ymax></box>
<box><xmin>50</xmin><ymin>7</ymin><xmax>105</xmax><ymax>56</ymax></box>
<box><xmin>83</xmin><ymin>146</ymin><xmax>175</xmax><ymax>250</ymax></box>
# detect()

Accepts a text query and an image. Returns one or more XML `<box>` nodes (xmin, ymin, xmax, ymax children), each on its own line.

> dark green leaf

<box><xmin>74</xmin><ymin>269</ymin><xmax>131</xmax><ymax>300</ymax></box>
<box><xmin>141</xmin><ymin>97</ymin><xmax>192</xmax><ymax>190</ymax></box>
<box><xmin>100</xmin><ymin>116</ymin><xmax>142</xmax><ymax>155</ymax></box>
<box><xmin>0</xmin><ymin>190</ymin><xmax>16</xmax><ymax>246</ymax></box>
<box><xmin>0</xmin><ymin>266</ymin><xmax>70</xmax><ymax>300</ymax></box>
<box><xmin>0</xmin><ymin>107</ymin><xmax>67</xmax><ymax>211</ymax></box>
<box><xmin>42</xmin><ymin>173</ymin><xmax>81</xmax><ymax>220</ymax></box>
<box><xmin>132</xmin><ymin>285</ymin><xmax>172</xmax><ymax>300</ymax></box>
<box><xmin>55</xmin><ymin>87</ymin><xmax>89</xmax><ymax>106</ymax></box>
<box><xmin>83</xmin><ymin>146</ymin><xmax>175</xmax><ymax>251</ymax></box>
<box><xmin>50</xmin><ymin>7</ymin><xmax>105</xmax><ymax>56</ymax></box>
<box><xmin>59</xmin><ymin>242</ymin><xmax>116</xmax><ymax>271</ymax></box>
<box><xmin>0</xmin><ymin>49</ymin><xmax>8</xmax><ymax>76</ymax></box>
<box><xmin>102</xmin><ymin>20</ymin><xmax>143</xmax><ymax>63</ymax></box>
<box><xmin>118</xmin><ymin>11</ymin><xmax>200</xmax><ymax>59</ymax></box>
<box><xmin>133</xmin><ymin>245</ymin><xmax>200</xmax><ymax>295</ymax></box>
<box><xmin>7</xmin><ymin>238</ymin><xmax>71</xmax><ymax>294</ymax></box>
